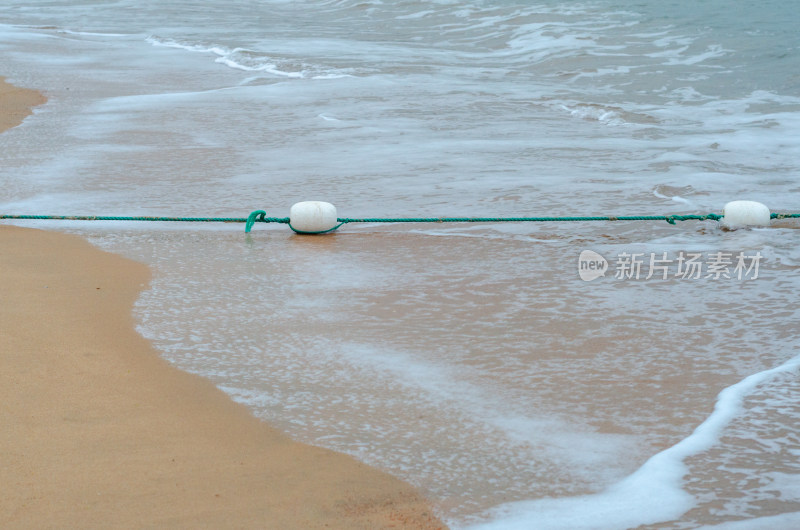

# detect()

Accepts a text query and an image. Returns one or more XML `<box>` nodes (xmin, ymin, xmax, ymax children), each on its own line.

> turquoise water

<box><xmin>1</xmin><ymin>1</ymin><xmax>799</xmax><ymax>527</ymax></box>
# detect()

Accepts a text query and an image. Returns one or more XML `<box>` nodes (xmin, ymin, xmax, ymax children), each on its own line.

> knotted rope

<box><xmin>2</xmin><ymin>211</ymin><xmax>798</xmax><ymax>233</ymax></box>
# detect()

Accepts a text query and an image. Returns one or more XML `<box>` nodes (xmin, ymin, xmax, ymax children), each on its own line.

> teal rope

<box><xmin>288</xmin><ymin>221</ymin><xmax>345</xmax><ymax>235</ymax></box>
<box><xmin>771</xmin><ymin>213</ymin><xmax>800</xmax><ymax>219</ymax></box>
<box><xmin>337</xmin><ymin>214</ymin><xmax>727</xmax><ymax>225</ymax></box>
<box><xmin>1</xmin><ymin>214</ymin><xmax>251</xmax><ymax>222</ymax></box>
<box><xmin>0</xmin><ymin>213</ymin><xmax>292</xmax><ymax>233</ymax></box>
<box><xmin>244</xmin><ymin>210</ymin><xmax>290</xmax><ymax>232</ymax></box>
<box><xmin>2</xmin><ymin>212</ymin><xmax>798</xmax><ymax>233</ymax></box>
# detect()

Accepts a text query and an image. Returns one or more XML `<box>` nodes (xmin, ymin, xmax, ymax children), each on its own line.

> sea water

<box><xmin>1</xmin><ymin>1</ymin><xmax>799</xmax><ymax>527</ymax></box>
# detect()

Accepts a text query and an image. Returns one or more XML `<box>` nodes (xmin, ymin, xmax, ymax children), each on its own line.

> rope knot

<box><xmin>245</xmin><ymin>210</ymin><xmax>267</xmax><ymax>233</ymax></box>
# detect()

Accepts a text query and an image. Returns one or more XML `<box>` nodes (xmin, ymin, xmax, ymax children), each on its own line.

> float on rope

<box><xmin>2</xmin><ymin>200</ymin><xmax>797</xmax><ymax>233</ymax></box>
<box><xmin>721</xmin><ymin>200</ymin><xmax>771</xmax><ymax>229</ymax></box>
<box><xmin>243</xmin><ymin>199</ymin><xmax>784</xmax><ymax>234</ymax></box>
<box><xmin>288</xmin><ymin>201</ymin><xmax>342</xmax><ymax>234</ymax></box>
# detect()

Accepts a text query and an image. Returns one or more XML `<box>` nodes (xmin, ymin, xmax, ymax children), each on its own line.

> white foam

<box><xmin>760</xmin><ymin>472</ymin><xmax>800</xmax><ymax>502</ymax></box>
<box><xmin>145</xmin><ymin>35</ymin><xmax>351</xmax><ymax>79</ymax></box>
<box><xmin>396</xmin><ymin>10</ymin><xmax>436</xmax><ymax>20</ymax></box>
<box><xmin>58</xmin><ymin>28</ymin><xmax>130</xmax><ymax>38</ymax></box>
<box><xmin>652</xmin><ymin>188</ymin><xmax>697</xmax><ymax>207</ymax></box>
<box><xmin>701</xmin><ymin>512</ymin><xmax>800</xmax><ymax>529</ymax></box>
<box><xmin>465</xmin><ymin>354</ymin><xmax>800</xmax><ymax>530</ymax></box>
<box><xmin>560</xmin><ymin>104</ymin><xmax>625</xmax><ymax>126</ymax></box>
<box><xmin>665</xmin><ymin>44</ymin><xmax>730</xmax><ymax>66</ymax></box>
<box><xmin>146</xmin><ymin>35</ymin><xmax>229</xmax><ymax>56</ymax></box>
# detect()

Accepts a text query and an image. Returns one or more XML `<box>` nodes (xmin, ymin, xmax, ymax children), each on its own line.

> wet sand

<box><xmin>0</xmin><ymin>79</ymin><xmax>445</xmax><ymax>529</ymax></box>
<box><xmin>0</xmin><ymin>77</ymin><xmax>46</xmax><ymax>131</ymax></box>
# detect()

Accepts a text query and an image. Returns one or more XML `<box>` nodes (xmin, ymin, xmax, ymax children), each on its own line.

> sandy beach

<box><xmin>0</xmin><ymin>79</ymin><xmax>444</xmax><ymax>529</ymax></box>
<box><xmin>0</xmin><ymin>77</ymin><xmax>46</xmax><ymax>131</ymax></box>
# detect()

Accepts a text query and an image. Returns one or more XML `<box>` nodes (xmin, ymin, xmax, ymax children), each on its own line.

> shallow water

<box><xmin>1</xmin><ymin>0</ymin><xmax>799</xmax><ymax>527</ymax></box>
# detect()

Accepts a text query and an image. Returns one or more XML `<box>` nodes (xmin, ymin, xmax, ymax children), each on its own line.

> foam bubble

<box><xmin>146</xmin><ymin>35</ymin><xmax>352</xmax><ymax>79</ymax></box>
<box><xmin>702</xmin><ymin>512</ymin><xmax>800</xmax><ymax>529</ymax></box>
<box><xmin>466</xmin><ymin>355</ymin><xmax>800</xmax><ymax>530</ymax></box>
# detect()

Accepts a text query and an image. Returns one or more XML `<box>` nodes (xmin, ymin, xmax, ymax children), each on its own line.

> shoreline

<box><xmin>0</xmin><ymin>77</ymin><xmax>47</xmax><ymax>131</ymax></box>
<box><xmin>1</xmin><ymin>81</ymin><xmax>445</xmax><ymax>529</ymax></box>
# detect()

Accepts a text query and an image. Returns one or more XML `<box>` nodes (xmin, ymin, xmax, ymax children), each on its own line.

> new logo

<box><xmin>578</xmin><ymin>250</ymin><xmax>608</xmax><ymax>281</ymax></box>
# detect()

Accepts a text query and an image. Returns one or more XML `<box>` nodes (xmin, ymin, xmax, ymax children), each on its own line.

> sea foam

<box><xmin>465</xmin><ymin>354</ymin><xmax>800</xmax><ymax>529</ymax></box>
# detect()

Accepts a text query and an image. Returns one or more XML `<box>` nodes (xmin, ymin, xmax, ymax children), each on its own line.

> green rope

<box><xmin>771</xmin><ymin>213</ymin><xmax>800</xmax><ymax>220</ymax></box>
<box><xmin>288</xmin><ymin>221</ymin><xmax>346</xmax><ymax>235</ymax></box>
<box><xmin>244</xmin><ymin>210</ymin><xmax>290</xmax><ymax>232</ymax></box>
<box><xmin>0</xmin><ymin>214</ymin><xmax>251</xmax><ymax>223</ymax></box>
<box><xmin>336</xmin><ymin>213</ymin><xmax>727</xmax><ymax>225</ymax></box>
<box><xmin>2</xmin><ymin>212</ymin><xmax>798</xmax><ymax>233</ymax></box>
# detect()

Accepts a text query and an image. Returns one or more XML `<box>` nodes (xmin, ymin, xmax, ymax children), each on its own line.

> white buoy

<box><xmin>721</xmin><ymin>201</ymin><xmax>771</xmax><ymax>228</ymax></box>
<box><xmin>289</xmin><ymin>201</ymin><xmax>339</xmax><ymax>233</ymax></box>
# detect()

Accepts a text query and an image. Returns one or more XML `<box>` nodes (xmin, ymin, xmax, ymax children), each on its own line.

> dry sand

<box><xmin>1</xmin><ymin>79</ymin><xmax>445</xmax><ymax>529</ymax></box>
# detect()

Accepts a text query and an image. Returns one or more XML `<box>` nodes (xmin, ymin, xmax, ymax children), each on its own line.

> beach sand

<box><xmin>0</xmin><ymin>77</ymin><xmax>46</xmax><ymax>131</ymax></box>
<box><xmin>0</xmin><ymin>80</ymin><xmax>445</xmax><ymax>529</ymax></box>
